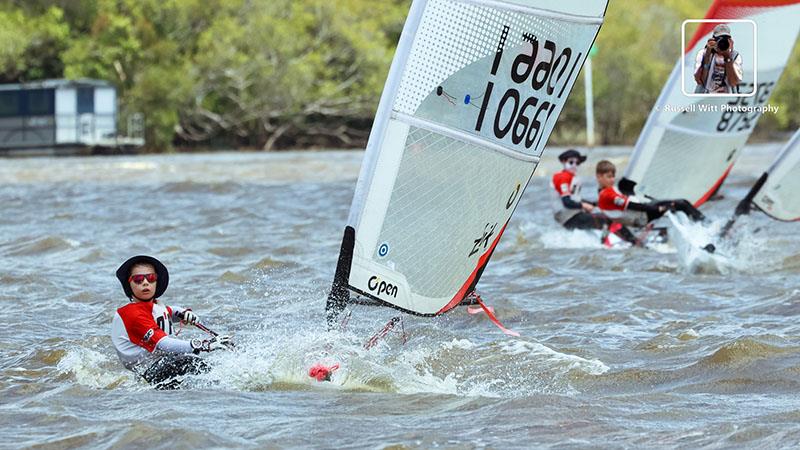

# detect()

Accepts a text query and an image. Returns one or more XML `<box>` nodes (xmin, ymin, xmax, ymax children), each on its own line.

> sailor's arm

<box><xmin>694</xmin><ymin>44</ymin><xmax>712</xmax><ymax>85</ymax></box>
<box><xmin>724</xmin><ymin>51</ymin><xmax>742</xmax><ymax>88</ymax></box>
<box><xmin>156</xmin><ymin>335</ymin><xmax>233</xmax><ymax>354</ymax></box>
<box><xmin>168</xmin><ymin>305</ymin><xmax>199</xmax><ymax>325</ymax></box>
<box><xmin>560</xmin><ymin>196</ymin><xmax>583</xmax><ymax>209</ymax></box>
<box><xmin>627</xmin><ymin>201</ymin><xmax>665</xmax><ymax>215</ymax></box>
<box><xmin>155</xmin><ymin>336</ymin><xmax>194</xmax><ymax>354</ymax></box>
<box><xmin>694</xmin><ymin>62</ymin><xmax>708</xmax><ymax>86</ymax></box>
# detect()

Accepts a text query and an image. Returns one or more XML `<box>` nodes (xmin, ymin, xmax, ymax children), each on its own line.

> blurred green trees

<box><xmin>0</xmin><ymin>0</ymin><xmax>797</xmax><ymax>150</ymax></box>
<box><xmin>559</xmin><ymin>0</ymin><xmax>709</xmax><ymax>144</ymax></box>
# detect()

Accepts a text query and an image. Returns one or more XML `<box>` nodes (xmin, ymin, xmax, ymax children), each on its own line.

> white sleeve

<box><xmin>169</xmin><ymin>305</ymin><xmax>187</xmax><ymax>322</ymax></box>
<box><xmin>111</xmin><ymin>312</ymin><xmax>149</xmax><ymax>369</ymax></box>
<box><xmin>694</xmin><ymin>49</ymin><xmax>704</xmax><ymax>72</ymax></box>
<box><xmin>111</xmin><ymin>312</ymin><xmax>130</xmax><ymax>352</ymax></box>
<box><xmin>733</xmin><ymin>53</ymin><xmax>743</xmax><ymax>80</ymax></box>
<box><xmin>155</xmin><ymin>336</ymin><xmax>194</xmax><ymax>354</ymax></box>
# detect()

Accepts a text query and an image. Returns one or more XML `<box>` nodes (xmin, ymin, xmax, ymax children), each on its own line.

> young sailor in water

<box><xmin>551</xmin><ymin>149</ymin><xmax>638</xmax><ymax>245</ymax></box>
<box><xmin>595</xmin><ymin>160</ymin><xmax>706</xmax><ymax>226</ymax></box>
<box><xmin>111</xmin><ymin>255</ymin><xmax>232</xmax><ymax>387</ymax></box>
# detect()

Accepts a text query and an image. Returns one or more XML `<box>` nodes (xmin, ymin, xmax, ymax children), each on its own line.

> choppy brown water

<box><xmin>1</xmin><ymin>145</ymin><xmax>800</xmax><ymax>448</ymax></box>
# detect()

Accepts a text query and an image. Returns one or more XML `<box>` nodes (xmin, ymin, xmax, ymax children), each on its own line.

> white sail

<box><xmin>621</xmin><ymin>0</ymin><xmax>800</xmax><ymax>206</ymax></box>
<box><xmin>752</xmin><ymin>129</ymin><xmax>800</xmax><ymax>221</ymax></box>
<box><xmin>329</xmin><ymin>0</ymin><xmax>608</xmax><ymax>316</ymax></box>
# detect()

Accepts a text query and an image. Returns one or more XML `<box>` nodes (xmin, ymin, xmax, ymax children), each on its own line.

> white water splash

<box><xmin>57</xmin><ymin>347</ymin><xmax>138</xmax><ymax>389</ymax></box>
<box><xmin>667</xmin><ymin>212</ymin><xmax>772</xmax><ymax>274</ymax></box>
<box><xmin>497</xmin><ymin>340</ymin><xmax>609</xmax><ymax>375</ymax></box>
<box><xmin>181</xmin><ymin>322</ymin><xmax>609</xmax><ymax>399</ymax></box>
<box><xmin>534</xmin><ymin>226</ymin><xmax>606</xmax><ymax>249</ymax></box>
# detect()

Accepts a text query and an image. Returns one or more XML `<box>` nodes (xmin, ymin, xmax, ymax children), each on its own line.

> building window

<box><xmin>0</xmin><ymin>91</ymin><xmax>21</xmax><ymax>117</ymax></box>
<box><xmin>77</xmin><ymin>87</ymin><xmax>94</xmax><ymax>114</ymax></box>
<box><xmin>24</xmin><ymin>89</ymin><xmax>55</xmax><ymax>116</ymax></box>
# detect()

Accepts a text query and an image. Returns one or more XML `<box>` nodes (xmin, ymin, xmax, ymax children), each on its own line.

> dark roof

<box><xmin>0</xmin><ymin>79</ymin><xmax>114</xmax><ymax>92</ymax></box>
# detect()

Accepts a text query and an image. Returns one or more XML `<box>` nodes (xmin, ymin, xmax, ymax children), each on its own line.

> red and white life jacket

<box><xmin>111</xmin><ymin>301</ymin><xmax>186</xmax><ymax>370</ymax></box>
<box><xmin>550</xmin><ymin>169</ymin><xmax>583</xmax><ymax>225</ymax></box>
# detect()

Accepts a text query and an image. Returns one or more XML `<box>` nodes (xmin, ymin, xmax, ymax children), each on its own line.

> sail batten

<box><xmin>393</xmin><ymin>112</ymin><xmax>542</xmax><ymax>163</ymax></box>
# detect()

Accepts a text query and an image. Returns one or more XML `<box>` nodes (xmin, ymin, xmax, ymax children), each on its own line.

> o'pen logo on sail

<box><xmin>368</xmin><ymin>276</ymin><xmax>398</xmax><ymax>298</ymax></box>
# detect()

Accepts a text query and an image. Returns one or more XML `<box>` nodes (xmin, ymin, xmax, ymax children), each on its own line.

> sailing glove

<box><xmin>191</xmin><ymin>335</ymin><xmax>234</xmax><ymax>353</ymax></box>
<box><xmin>179</xmin><ymin>310</ymin><xmax>198</xmax><ymax>325</ymax></box>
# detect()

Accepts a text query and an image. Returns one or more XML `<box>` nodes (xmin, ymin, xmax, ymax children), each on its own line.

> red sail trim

<box><xmin>685</xmin><ymin>0</ymin><xmax>800</xmax><ymax>52</ymax></box>
<box><xmin>694</xmin><ymin>162</ymin><xmax>734</xmax><ymax>207</ymax></box>
<box><xmin>436</xmin><ymin>222</ymin><xmax>508</xmax><ymax>315</ymax></box>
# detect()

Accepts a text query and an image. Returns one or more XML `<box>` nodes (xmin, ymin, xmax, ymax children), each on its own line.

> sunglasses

<box><xmin>129</xmin><ymin>273</ymin><xmax>157</xmax><ymax>284</ymax></box>
<box><xmin>565</xmin><ymin>159</ymin><xmax>580</xmax><ymax>166</ymax></box>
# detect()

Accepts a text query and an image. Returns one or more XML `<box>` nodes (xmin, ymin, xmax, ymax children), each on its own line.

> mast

<box><xmin>719</xmin><ymin>172</ymin><xmax>768</xmax><ymax>238</ymax></box>
<box><xmin>326</xmin><ymin>227</ymin><xmax>355</xmax><ymax>329</ymax></box>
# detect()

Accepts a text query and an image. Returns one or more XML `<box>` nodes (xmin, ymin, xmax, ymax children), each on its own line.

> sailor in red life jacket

<box><xmin>551</xmin><ymin>149</ymin><xmax>637</xmax><ymax>244</ymax></box>
<box><xmin>595</xmin><ymin>160</ymin><xmax>705</xmax><ymax>226</ymax></box>
<box><xmin>111</xmin><ymin>255</ymin><xmax>232</xmax><ymax>387</ymax></box>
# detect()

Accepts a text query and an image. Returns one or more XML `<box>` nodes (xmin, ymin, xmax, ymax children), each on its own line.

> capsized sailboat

<box><xmin>619</xmin><ymin>0</ymin><xmax>800</xmax><ymax>206</ymax></box>
<box><xmin>325</xmin><ymin>0</ymin><xmax>609</xmax><ymax>332</ymax></box>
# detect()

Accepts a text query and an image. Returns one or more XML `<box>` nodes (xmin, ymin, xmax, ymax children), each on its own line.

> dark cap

<box><xmin>558</xmin><ymin>149</ymin><xmax>587</xmax><ymax>163</ymax></box>
<box><xmin>116</xmin><ymin>255</ymin><xmax>169</xmax><ymax>299</ymax></box>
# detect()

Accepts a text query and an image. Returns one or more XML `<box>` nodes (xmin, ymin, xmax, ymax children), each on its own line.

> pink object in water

<box><xmin>308</xmin><ymin>363</ymin><xmax>340</xmax><ymax>382</ymax></box>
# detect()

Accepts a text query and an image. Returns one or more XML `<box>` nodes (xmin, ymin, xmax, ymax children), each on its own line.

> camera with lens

<box><xmin>714</xmin><ymin>35</ymin><xmax>731</xmax><ymax>52</ymax></box>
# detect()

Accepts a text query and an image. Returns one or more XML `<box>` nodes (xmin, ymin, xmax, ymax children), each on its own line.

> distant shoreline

<box><xmin>1</xmin><ymin>129</ymin><xmax>795</xmax><ymax>158</ymax></box>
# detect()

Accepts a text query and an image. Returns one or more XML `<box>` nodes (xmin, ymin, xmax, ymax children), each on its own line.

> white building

<box><xmin>0</xmin><ymin>79</ymin><xmax>143</xmax><ymax>154</ymax></box>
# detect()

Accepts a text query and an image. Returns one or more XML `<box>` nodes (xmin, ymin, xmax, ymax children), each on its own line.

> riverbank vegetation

<box><xmin>1</xmin><ymin>0</ymin><xmax>798</xmax><ymax>151</ymax></box>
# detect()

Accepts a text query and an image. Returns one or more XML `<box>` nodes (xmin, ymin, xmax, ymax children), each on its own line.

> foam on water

<box><xmin>57</xmin><ymin>347</ymin><xmax>138</xmax><ymax>389</ymax></box>
<box><xmin>667</xmin><ymin>213</ymin><xmax>738</xmax><ymax>274</ymax></box>
<box><xmin>539</xmin><ymin>229</ymin><xmax>606</xmax><ymax>249</ymax></box>
<box><xmin>667</xmin><ymin>212</ymin><xmax>777</xmax><ymax>274</ymax></box>
<box><xmin>521</xmin><ymin>219</ymin><xmax>677</xmax><ymax>254</ymax></box>
<box><xmin>519</xmin><ymin>221</ymin><xmax>605</xmax><ymax>249</ymax></box>
<box><xmin>498</xmin><ymin>340</ymin><xmax>608</xmax><ymax>375</ymax></box>
<box><xmin>146</xmin><ymin>319</ymin><xmax>612</xmax><ymax>399</ymax></box>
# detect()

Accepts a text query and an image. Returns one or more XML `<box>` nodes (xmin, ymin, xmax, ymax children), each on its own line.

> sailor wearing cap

<box><xmin>551</xmin><ymin>149</ymin><xmax>596</xmax><ymax>226</ymax></box>
<box><xmin>111</xmin><ymin>255</ymin><xmax>233</xmax><ymax>388</ymax></box>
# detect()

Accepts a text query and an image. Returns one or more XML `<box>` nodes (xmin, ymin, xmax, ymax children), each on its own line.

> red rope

<box><xmin>364</xmin><ymin>316</ymin><xmax>402</xmax><ymax>350</ymax></box>
<box><xmin>474</xmin><ymin>296</ymin><xmax>520</xmax><ymax>337</ymax></box>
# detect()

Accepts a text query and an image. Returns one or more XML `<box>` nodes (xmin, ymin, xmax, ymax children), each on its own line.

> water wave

<box><xmin>161</xmin><ymin>181</ymin><xmax>241</xmax><ymax>194</ymax></box>
<box><xmin>56</xmin><ymin>347</ymin><xmax>137</xmax><ymax>389</ymax></box>
<box><xmin>170</xmin><ymin>326</ymin><xmax>610</xmax><ymax>399</ymax></box>
<box><xmin>2</xmin><ymin>236</ymin><xmax>77</xmax><ymax>256</ymax></box>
